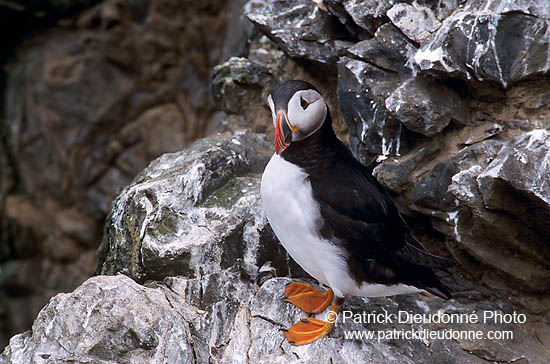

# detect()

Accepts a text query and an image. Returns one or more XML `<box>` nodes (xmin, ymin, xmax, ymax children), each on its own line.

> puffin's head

<box><xmin>267</xmin><ymin>80</ymin><xmax>328</xmax><ymax>154</ymax></box>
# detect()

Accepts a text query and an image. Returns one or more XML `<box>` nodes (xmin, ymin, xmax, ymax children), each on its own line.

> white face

<box><xmin>267</xmin><ymin>89</ymin><xmax>327</xmax><ymax>142</ymax></box>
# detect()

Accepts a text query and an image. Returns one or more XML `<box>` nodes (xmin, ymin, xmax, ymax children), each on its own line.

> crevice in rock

<box><xmin>245</xmin><ymin>308</ymin><xmax>253</xmax><ymax>363</ymax></box>
<box><xmin>344</xmin><ymin>52</ymin><xmax>399</xmax><ymax>74</ymax></box>
<box><xmin>501</xmin><ymin>10</ymin><xmax>540</xmax><ymax>19</ymax></box>
<box><xmin>250</xmin><ymin>314</ymin><xmax>285</xmax><ymax>330</ymax></box>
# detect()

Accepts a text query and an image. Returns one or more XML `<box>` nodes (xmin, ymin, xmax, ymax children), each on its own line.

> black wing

<box><xmin>309</xmin><ymin>152</ymin><xmax>453</xmax><ymax>298</ymax></box>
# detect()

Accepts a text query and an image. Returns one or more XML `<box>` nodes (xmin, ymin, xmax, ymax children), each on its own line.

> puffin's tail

<box><xmin>397</xmin><ymin>233</ymin><xmax>455</xmax><ymax>299</ymax></box>
<box><xmin>405</xmin><ymin>263</ymin><xmax>453</xmax><ymax>299</ymax></box>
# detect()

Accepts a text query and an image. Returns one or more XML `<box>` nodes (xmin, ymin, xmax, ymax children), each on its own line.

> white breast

<box><xmin>260</xmin><ymin>154</ymin><xmax>355</xmax><ymax>298</ymax></box>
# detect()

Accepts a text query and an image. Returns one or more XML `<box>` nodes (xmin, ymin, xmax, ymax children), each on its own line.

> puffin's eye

<box><xmin>300</xmin><ymin>96</ymin><xmax>309</xmax><ymax>110</ymax></box>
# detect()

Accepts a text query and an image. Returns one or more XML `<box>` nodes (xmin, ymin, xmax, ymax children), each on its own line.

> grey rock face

<box><xmin>374</xmin><ymin>23</ymin><xmax>417</xmax><ymax>61</ymax></box>
<box><xmin>387</xmin><ymin>3</ymin><xmax>441</xmax><ymax>43</ymax></box>
<box><xmin>374</xmin><ymin>143</ymin><xmax>441</xmax><ymax>194</ymax></box>
<box><xmin>3</xmin><ymin>274</ymin><xmax>549</xmax><ymax>364</ymax></box>
<box><xmin>346</xmin><ymin>39</ymin><xmax>402</xmax><ymax>73</ymax></box>
<box><xmin>209</xmin><ymin>56</ymin><xmax>279</xmax><ymax>134</ymax></box>
<box><xmin>246</xmin><ymin>0</ymin><xmax>350</xmax><ymax>65</ymax></box>
<box><xmin>324</xmin><ymin>0</ymin><xmax>392</xmax><ymax>37</ymax></box>
<box><xmin>385</xmin><ymin>77</ymin><xmax>470</xmax><ymax>136</ymax></box>
<box><xmin>337</xmin><ymin>57</ymin><xmax>411</xmax><ymax>166</ymax></box>
<box><xmin>376</xmin><ymin>128</ymin><xmax>550</xmax><ymax>298</ymax></box>
<box><xmin>477</xmin><ymin>130</ymin><xmax>550</xmax><ymax>211</ymax></box>
<box><xmin>95</xmin><ymin>132</ymin><xmax>306</xmax><ymax>282</ymax></box>
<box><xmin>210</xmin><ymin>57</ymin><xmax>278</xmax><ymax>117</ymax></box>
<box><xmin>448</xmin><ymin>131</ymin><xmax>550</xmax><ymax>293</ymax></box>
<box><xmin>412</xmin><ymin>7</ymin><xmax>550</xmax><ymax>88</ymax></box>
<box><xmin>413</xmin><ymin>161</ymin><xmax>457</xmax><ymax>211</ymax></box>
<box><xmin>335</xmin><ymin>21</ymin><xmax>421</xmax><ymax>166</ymax></box>
<box><xmin>0</xmin><ymin>275</ymin><xmax>196</xmax><ymax>364</ymax></box>
<box><xmin>0</xmin><ymin>0</ymin><xmax>253</xmax><ymax>344</ymax></box>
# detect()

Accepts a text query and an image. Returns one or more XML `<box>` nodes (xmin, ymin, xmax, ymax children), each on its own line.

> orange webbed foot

<box><xmin>282</xmin><ymin>282</ymin><xmax>334</xmax><ymax>314</ymax></box>
<box><xmin>283</xmin><ymin>318</ymin><xmax>334</xmax><ymax>346</ymax></box>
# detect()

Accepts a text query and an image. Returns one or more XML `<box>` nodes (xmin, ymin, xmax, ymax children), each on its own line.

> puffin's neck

<box><xmin>280</xmin><ymin>112</ymin><xmax>350</xmax><ymax>170</ymax></box>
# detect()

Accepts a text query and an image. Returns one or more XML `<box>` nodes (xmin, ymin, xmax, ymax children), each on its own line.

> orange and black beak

<box><xmin>275</xmin><ymin>110</ymin><xmax>298</xmax><ymax>154</ymax></box>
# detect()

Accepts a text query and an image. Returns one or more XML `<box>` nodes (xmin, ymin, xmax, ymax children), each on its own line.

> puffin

<box><xmin>260</xmin><ymin>80</ymin><xmax>453</xmax><ymax>345</ymax></box>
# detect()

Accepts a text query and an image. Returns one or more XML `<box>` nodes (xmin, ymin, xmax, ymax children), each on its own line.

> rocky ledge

<box><xmin>2</xmin><ymin>274</ymin><xmax>548</xmax><ymax>364</ymax></box>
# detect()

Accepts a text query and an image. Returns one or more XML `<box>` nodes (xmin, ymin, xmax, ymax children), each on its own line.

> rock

<box><xmin>95</xmin><ymin>132</ymin><xmax>307</xmax><ymax>282</ymax></box>
<box><xmin>385</xmin><ymin>77</ymin><xmax>470</xmax><ymax>136</ymax></box>
<box><xmin>209</xmin><ymin>56</ymin><xmax>278</xmax><ymax>130</ymax></box>
<box><xmin>476</xmin><ymin>130</ymin><xmax>550</xmax><ymax>260</ymax></box>
<box><xmin>374</xmin><ymin>126</ymin><xmax>550</xmax><ymax>301</ymax></box>
<box><xmin>374</xmin><ymin>142</ymin><xmax>441</xmax><ymax>194</ymax></box>
<box><xmin>387</xmin><ymin>3</ymin><xmax>441</xmax><ymax>43</ymax></box>
<box><xmin>374</xmin><ymin>23</ymin><xmax>417</xmax><ymax>61</ymax></box>
<box><xmin>463</xmin><ymin>123</ymin><xmax>502</xmax><ymax>145</ymax></box>
<box><xmin>412</xmin><ymin>6</ymin><xmax>550</xmax><ymax>88</ymax></box>
<box><xmin>468</xmin><ymin>0</ymin><xmax>550</xmax><ymax>19</ymax></box>
<box><xmin>448</xmin><ymin>132</ymin><xmax>550</xmax><ymax>293</ymax></box>
<box><xmin>323</xmin><ymin>0</ymin><xmax>392</xmax><ymax>38</ymax></box>
<box><xmin>0</xmin><ymin>0</ymin><xmax>253</xmax><ymax>345</ymax></box>
<box><xmin>337</xmin><ymin>57</ymin><xmax>417</xmax><ymax>167</ymax></box>
<box><xmin>246</xmin><ymin>0</ymin><xmax>352</xmax><ymax>65</ymax></box>
<box><xmin>345</xmin><ymin>39</ymin><xmax>404</xmax><ymax>73</ymax></box>
<box><xmin>336</xmin><ymin>21</ymin><xmax>425</xmax><ymax>167</ymax></box>
<box><xmin>337</xmin><ymin>22</ymin><xmax>424</xmax><ymax>165</ymax></box>
<box><xmin>449</xmin><ymin>140</ymin><xmax>505</xmax><ymax>209</ymax></box>
<box><xmin>0</xmin><ymin>275</ymin><xmax>196</xmax><ymax>364</ymax></box>
<box><xmin>477</xmin><ymin>129</ymin><xmax>550</xmax><ymax>214</ymax></box>
<box><xmin>413</xmin><ymin>161</ymin><xmax>457</xmax><ymax>211</ymax></box>
<box><xmin>3</xmin><ymin>274</ymin><xmax>549</xmax><ymax>364</ymax></box>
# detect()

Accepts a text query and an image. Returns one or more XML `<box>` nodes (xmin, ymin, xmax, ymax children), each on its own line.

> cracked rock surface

<box><xmin>2</xmin><ymin>275</ymin><xmax>547</xmax><ymax>364</ymax></box>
